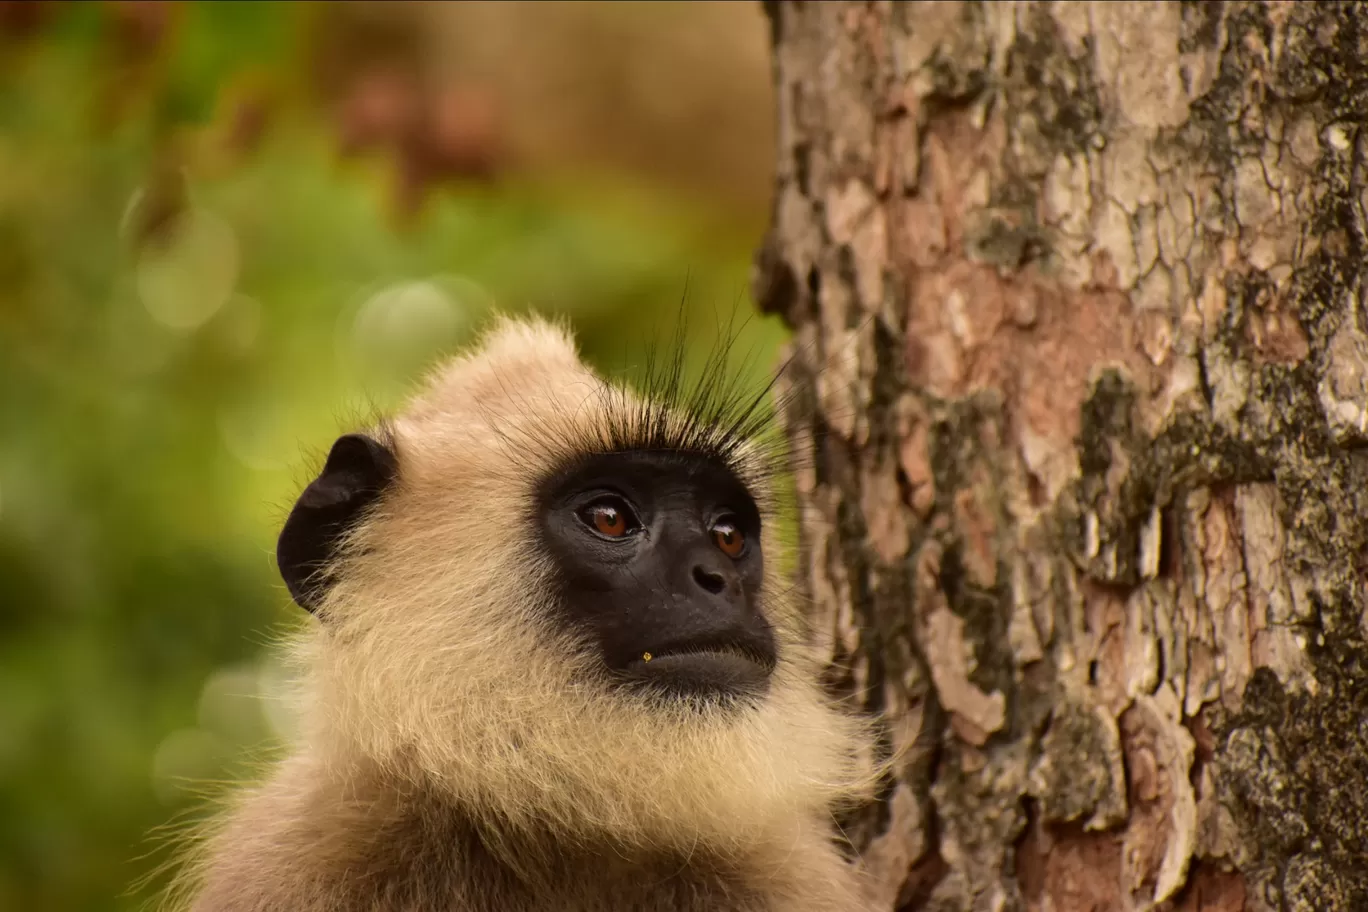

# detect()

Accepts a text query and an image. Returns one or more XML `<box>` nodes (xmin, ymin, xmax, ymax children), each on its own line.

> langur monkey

<box><xmin>178</xmin><ymin>315</ymin><xmax>881</xmax><ymax>911</ymax></box>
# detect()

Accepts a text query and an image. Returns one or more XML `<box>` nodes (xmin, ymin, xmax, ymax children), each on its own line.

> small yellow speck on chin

<box><xmin>642</xmin><ymin>652</ymin><xmax>652</xmax><ymax>662</ymax></box>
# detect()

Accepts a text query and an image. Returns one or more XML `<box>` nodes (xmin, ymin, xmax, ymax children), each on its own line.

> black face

<box><xmin>537</xmin><ymin>450</ymin><xmax>777</xmax><ymax>701</ymax></box>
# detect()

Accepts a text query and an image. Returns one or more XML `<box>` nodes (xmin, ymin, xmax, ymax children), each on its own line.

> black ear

<box><xmin>277</xmin><ymin>433</ymin><xmax>398</xmax><ymax>612</ymax></box>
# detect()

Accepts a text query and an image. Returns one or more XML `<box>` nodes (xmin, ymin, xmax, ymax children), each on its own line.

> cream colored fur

<box><xmin>177</xmin><ymin>315</ymin><xmax>880</xmax><ymax>911</ymax></box>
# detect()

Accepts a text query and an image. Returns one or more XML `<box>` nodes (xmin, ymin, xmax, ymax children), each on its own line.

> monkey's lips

<box><xmin>622</xmin><ymin>646</ymin><xmax>774</xmax><ymax>699</ymax></box>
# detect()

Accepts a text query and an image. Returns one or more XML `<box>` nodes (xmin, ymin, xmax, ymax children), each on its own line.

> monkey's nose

<box><xmin>691</xmin><ymin>564</ymin><xmax>730</xmax><ymax>596</ymax></box>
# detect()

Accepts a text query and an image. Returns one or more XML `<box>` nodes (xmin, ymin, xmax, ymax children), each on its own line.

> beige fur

<box><xmin>174</xmin><ymin>315</ymin><xmax>880</xmax><ymax>911</ymax></box>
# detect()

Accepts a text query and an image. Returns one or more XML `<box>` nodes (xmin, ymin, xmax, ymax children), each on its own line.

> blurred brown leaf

<box><xmin>0</xmin><ymin>0</ymin><xmax>62</xmax><ymax>40</ymax></box>
<box><xmin>107</xmin><ymin>0</ymin><xmax>175</xmax><ymax>57</ymax></box>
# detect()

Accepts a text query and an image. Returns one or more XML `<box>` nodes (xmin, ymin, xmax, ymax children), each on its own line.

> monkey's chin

<box><xmin>620</xmin><ymin>650</ymin><xmax>773</xmax><ymax>702</ymax></box>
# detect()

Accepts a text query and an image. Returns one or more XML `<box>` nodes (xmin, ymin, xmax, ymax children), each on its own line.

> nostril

<box><xmin>692</xmin><ymin>565</ymin><xmax>727</xmax><ymax>595</ymax></box>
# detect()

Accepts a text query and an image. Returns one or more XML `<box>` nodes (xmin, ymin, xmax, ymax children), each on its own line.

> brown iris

<box><xmin>582</xmin><ymin>500</ymin><xmax>634</xmax><ymax>538</ymax></box>
<box><xmin>712</xmin><ymin>519</ymin><xmax>745</xmax><ymax>558</ymax></box>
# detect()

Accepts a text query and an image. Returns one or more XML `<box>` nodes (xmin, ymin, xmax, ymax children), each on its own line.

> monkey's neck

<box><xmin>327</xmin><ymin>753</ymin><xmax>758</xmax><ymax>868</ymax></box>
<box><xmin>193</xmin><ymin>751</ymin><xmax>864</xmax><ymax>912</ymax></box>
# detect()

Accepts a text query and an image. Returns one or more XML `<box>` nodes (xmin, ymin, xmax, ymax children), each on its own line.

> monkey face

<box><xmin>536</xmin><ymin>449</ymin><xmax>777</xmax><ymax>702</ymax></box>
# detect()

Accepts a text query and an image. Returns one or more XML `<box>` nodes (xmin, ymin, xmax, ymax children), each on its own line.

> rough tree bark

<box><xmin>754</xmin><ymin>3</ymin><xmax>1368</xmax><ymax>910</ymax></box>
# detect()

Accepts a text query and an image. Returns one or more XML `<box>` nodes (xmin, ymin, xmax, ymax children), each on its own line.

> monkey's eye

<box><xmin>578</xmin><ymin>498</ymin><xmax>640</xmax><ymax>540</ymax></box>
<box><xmin>711</xmin><ymin>518</ymin><xmax>746</xmax><ymax>558</ymax></box>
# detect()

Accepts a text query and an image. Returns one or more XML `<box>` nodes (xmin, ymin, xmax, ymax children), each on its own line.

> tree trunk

<box><xmin>754</xmin><ymin>3</ymin><xmax>1368</xmax><ymax>910</ymax></box>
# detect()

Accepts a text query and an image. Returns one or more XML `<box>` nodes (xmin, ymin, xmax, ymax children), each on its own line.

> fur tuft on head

<box><xmin>288</xmin><ymin>312</ymin><xmax>878</xmax><ymax>853</ymax></box>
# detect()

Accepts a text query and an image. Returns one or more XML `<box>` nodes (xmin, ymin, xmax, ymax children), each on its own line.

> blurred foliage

<box><xmin>0</xmin><ymin>3</ymin><xmax>783</xmax><ymax>909</ymax></box>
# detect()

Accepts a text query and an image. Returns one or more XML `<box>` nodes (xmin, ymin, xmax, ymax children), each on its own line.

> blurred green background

<box><xmin>0</xmin><ymin>2</ymin><xmax>783</xmax><ymax>908</ymax></box>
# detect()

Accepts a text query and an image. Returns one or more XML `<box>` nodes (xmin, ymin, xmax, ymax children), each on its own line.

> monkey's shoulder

<box><xmin>190</xmin><ymin>778</ymin><xmax>806</xmax><ymax>912</ymax></box>
<box><xmin>382</xmin><ymin>807</ymin><xmax>781</xmax><ymax>912</ymax></box>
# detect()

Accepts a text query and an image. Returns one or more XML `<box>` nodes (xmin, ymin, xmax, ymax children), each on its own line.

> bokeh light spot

<box><xmin>256</xmin><ymin>655</ymin><xmax>303</xmax><ymax>744</ymax></box>
<box><xmin>197</xmin><ymin>664</ymin><xmax>268</xmax><ymax>746</ymax></box>
<box><xmin>135</xmin><ymin>207</ymin><xmax>241</xmax><ymax>332</ymax></box>
<box><xmin>341</xmin><ymin>275</ymin><xmax>486</xmax><ymax>382</ymax></box>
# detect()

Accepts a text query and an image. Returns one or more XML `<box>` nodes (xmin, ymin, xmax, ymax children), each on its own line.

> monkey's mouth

<box><xmin>620</xmin><ymin>641</ymin><xmax>775</xmax><ymax>700</ymax></box>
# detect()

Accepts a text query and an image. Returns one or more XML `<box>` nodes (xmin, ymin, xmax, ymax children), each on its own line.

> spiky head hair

<box><xmin>291</xmin><ymin>314</ymin><xmax>877</xmax><ymax>852</ymax></box>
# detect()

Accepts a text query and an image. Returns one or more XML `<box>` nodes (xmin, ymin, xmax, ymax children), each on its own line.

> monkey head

<box><xmin>273</xmin><ymin>315</ymin><xmax>876</xmax><ymax>852</ymax></box>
